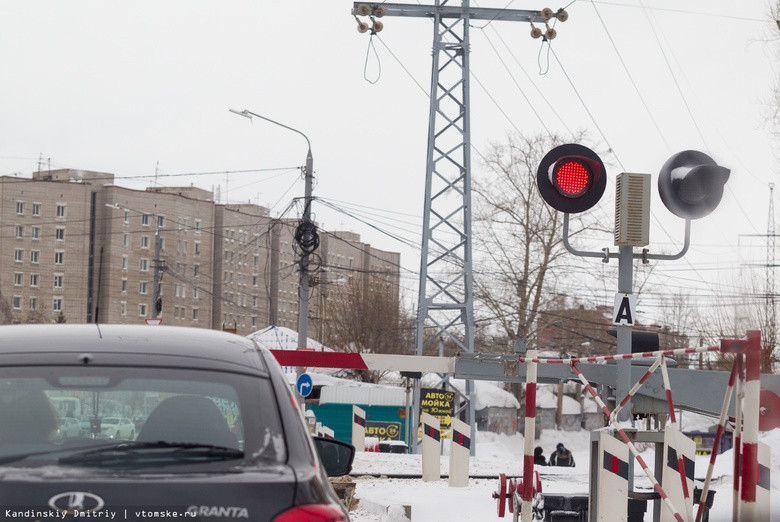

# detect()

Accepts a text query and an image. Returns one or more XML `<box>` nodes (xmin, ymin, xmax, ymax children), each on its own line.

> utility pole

<box><xmin>353</xmin><ymin>1</ymin><xmax>555</xmax><ymax>456</ymax></box>
<box><xmin>152</xmin><ymin>228</ymin><xmax>163</xmax><ymax>319</ymax></box>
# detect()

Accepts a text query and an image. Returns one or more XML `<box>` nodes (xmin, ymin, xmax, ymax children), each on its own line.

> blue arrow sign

<box><xmin>296</xmin><ymin>373</ymin><xmax>313</xmax><ymax>398</ymax></box>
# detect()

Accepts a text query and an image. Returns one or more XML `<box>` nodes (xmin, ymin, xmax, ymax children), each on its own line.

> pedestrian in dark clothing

<box><xmin>549</xmin><ymin>442</ymin><xmax>575</xmax><ymax>467</ymax></box>
<box><xmin>533</xmin><ymin>446</ymin><xmax>547</xmax><ymax>466</ymax></box>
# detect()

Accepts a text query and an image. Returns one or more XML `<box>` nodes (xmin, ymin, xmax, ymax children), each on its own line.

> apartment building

<box><xmin>0</xmin><ymin>169</ymin><xmax>399</xmax><ymax>340</ymax></box>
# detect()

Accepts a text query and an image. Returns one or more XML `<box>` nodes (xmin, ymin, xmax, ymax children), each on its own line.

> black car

<box><xmin>0</xmin><ymin>324</ymin><xmax>354</xmax><ymax>521</ymax></box>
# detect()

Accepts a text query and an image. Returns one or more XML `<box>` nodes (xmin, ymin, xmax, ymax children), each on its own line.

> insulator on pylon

<box><xmin>357</xmin><ymin>4</ymin><xmax>371</xmax><ymax>16</ymax></box>
<box><xmin>372</xmin><ymin>20</ymin><xmax>384</xmax><ymax>33</ymax></box>
<box><xmin>357</xmin><ymin>21</ymin><xmax>369</xmax><ymax>33</ymax></box>
<box><xmin>373</xmin><ymin>5</ymin><xmax>386</xmax><ymax>17</ymax></box>
<box><xmin>530</xmin><ymin>24</ymin><xmax>543</xmax><ymax>39</ymax></box>
<box><xmin>545</xmin><ymin>25</ymin><xmax>557</xmax><ymax>40</ymax></box>
<box><xmin>540</xmin><ymin>8</ymin><xmax>554</xmax><ymax>20</ymax></box>
<box><xmin>556</xmin><ymin>9</ymin><xmax>569</xmax><ymax>22</ymax></box>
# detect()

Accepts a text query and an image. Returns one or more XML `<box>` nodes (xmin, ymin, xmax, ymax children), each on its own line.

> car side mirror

<box><xmin>313</xmin><ymin>436</ymin><xmax>355</xmax><ymax>477</ymax></box>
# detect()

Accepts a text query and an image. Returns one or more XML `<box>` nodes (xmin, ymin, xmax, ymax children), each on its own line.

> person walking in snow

<box><xmin>533</xmin><ymin>446</ymin><xmax>547</xmax><ymax>466</ymax></box>
<box><xmin>549</xmin><ymin>442</ymin><xmax>575</xmax><ymax>467</ymax></box>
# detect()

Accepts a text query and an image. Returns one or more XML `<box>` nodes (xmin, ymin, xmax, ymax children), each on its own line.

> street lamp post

<box><xmin>230</xmin><ymin>109</ymin><xmax>315</xmax><ymax>408</ymax></box>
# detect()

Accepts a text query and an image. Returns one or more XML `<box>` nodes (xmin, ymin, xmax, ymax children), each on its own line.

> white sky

<box><xmin>1</xmin><ymin>1</ymin><xmax>778</xmax><ymax>329</ymax></box>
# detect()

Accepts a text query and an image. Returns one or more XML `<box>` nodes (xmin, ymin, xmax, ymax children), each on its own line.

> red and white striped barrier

<box><xmin>421</xmin><ymin>412</ymin><xmax>440</xmax><ymax>482</ymax></box>
<box><xmin>449</xmin><ymin>417</ymin><xmax>470</xmax><ymax>487</ymax></box>
<box><xmin>352</xmin><ymin>405</ymin><xmax>366</xmax><ymax>452</ymax></box>
<box><xmin>270</xmin><ymin>349</ymin><xmax>455</xmax><ymax>373</ymax></box>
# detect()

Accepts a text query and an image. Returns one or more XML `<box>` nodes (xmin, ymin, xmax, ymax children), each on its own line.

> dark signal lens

<box><xmin>553</xmin><ymin>160</ymin><xmax>592</xmax><ymax>197</ymax></box>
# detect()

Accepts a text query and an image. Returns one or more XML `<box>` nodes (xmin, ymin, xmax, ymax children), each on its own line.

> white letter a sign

<box><xmin>612</xmin><ymin>293</ymin><xmax>636</xmax><ymax>326</ymax></box>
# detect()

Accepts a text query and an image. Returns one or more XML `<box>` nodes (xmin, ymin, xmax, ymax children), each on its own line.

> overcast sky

<box><xmin>1</xmin><ymin>1</ymin><xmax>777</xmax><ymax>329</ymax></box>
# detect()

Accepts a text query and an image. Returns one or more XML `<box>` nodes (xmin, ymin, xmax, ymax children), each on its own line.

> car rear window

<box><xmin>0</xmin><ymin>366</ymin><xmax>286</xmax><ymax>464</ymax></box>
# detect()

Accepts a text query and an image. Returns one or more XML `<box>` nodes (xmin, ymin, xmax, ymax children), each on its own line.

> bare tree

<box><xmin>472</xmin><ymin>131</ymin><xmax>603</xmax><ymax>350</ymax></box>
<box><xmin>324</xmin><ymin>277</ymin><xmax>411</xmax><ymax>383</ymax></box>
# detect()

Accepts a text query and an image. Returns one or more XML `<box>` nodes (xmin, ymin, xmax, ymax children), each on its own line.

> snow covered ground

<box><xmin>345</xmin><ymin>425</ymin><xmax>780</xmax><ymax>522</ymax></box>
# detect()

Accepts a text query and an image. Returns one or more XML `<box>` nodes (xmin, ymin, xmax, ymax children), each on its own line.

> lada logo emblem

<box><xmin>48</xmin><ymin>491</ymin><xmax>105</xmax><ymax>513</ymax></box>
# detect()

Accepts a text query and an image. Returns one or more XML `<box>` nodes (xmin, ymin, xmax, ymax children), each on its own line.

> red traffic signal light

<box><xmin>537</xmin><ymin>144</ymin><xmax>607</xmax><ymax>213</ymax></box>
<box><xmin>658</xmin><ymin>150</ymin><xmax>730</xmax><ymax>220</ymax></box>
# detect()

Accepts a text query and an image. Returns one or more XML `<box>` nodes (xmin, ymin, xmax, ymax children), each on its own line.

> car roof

<box><xmin>0</xmin><ymin>324</ymin><xmax>270</xmax><ymax>375</ymax></box>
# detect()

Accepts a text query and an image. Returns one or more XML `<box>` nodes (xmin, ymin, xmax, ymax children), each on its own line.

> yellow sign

<box><xmin>420</xmin><ymin>388</ymin><xmax>455</xmax><ymax>438</ymax></box>
<box><xmin>365</xmin><ymin>421</ymin><xmax>402</xmax><ymax>441</ymax></box>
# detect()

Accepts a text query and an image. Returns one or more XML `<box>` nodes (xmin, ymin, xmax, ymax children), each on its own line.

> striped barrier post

<box><xmin>448</xmin><ymin>417</ymin><xmax>470</xmax><ymax>487</ymax></box>
<box><xmin>595</xmin><ymin>432</ymin><xmax>629</xmax><ymax>522</ymax></box>
<box><xmin>694</xmin><ymin>362</ymin><xmax>737</xmax><ymax>522</ymax></box>
<box><xmin>659</xmin><ymin>358</ymin><xmax>695</xmax><ymax>522</ymax></box>
<box><xmin>518</xmin><ymin>345</ymin><xmax>720</xmax><ymax>365</ymax></box>
<box><xmin>756</xmin><ymin>441</ymin><xmax>771</xmax><ymax>521</ymax></box>
<box><xmin>521</xmin><ymin>348</ymin><xmax>538</xmax><ymax>522</ymax></box>
<box><xmin>421</xmin><ymin>412</ymin><xmax>440</xmax><ymax>482</ymax></box>
<box><xmin>570</xmin><ymin>362</ymin><xmax>686</xmax><ymax>522</ymax></box>
<box><xmin>661</xmin><ymin>427</ymin><xmax>695</xmax><ymax>522</ymax></box>
<box><xmin>352</xmin><ymin>405</ymin><xmax>366</xmax><ymax>452</ymax></box>
<box><xmin>740</xmin><ymin>330</ymin><xmax>762</xmax><ymax>520</ymax></box>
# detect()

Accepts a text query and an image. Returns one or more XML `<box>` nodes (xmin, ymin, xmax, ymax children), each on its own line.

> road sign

<box><xmin>296</xmin><ymin>373</ymin><xmax>313</xmax><ymax>398</ymax></box>
<box><xmin>145</xmin><ymin>318</ymin><xmax>163</xmax><ymax>326</ymax></box>
<box><xmin>612</xmin><ymin>293</ymin><xmax>637</xmax><ymax>326</ymax></box>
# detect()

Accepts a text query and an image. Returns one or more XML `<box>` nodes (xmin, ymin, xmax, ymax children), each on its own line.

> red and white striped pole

<box><xmin>521</xmin><ymin>348</ymin><xmax>538</xmax><ymax>522</ymax></box>
<box><xmin>659</xmin><ymin>357</ymin><xmax>694</xmax><ymax>522</ymax></box>
<box><xmin>519</xmin><ymin>345</ymin><xmax>720</xmax><ymax>365</ymax></box>
<box><xmin>733</xmin><ymin>353</ymin><xmax>744</xmax><ymax>521</ymax></box>
<box><xmin>739</xmin><ymin>330</ymin><xmax>762</xmax><ymax>519</ymax></box>
<box><xmin>610</xmin><ymin>355</ymin><xmax>662</xmax><ymax>422</ymax></box>
<box><xmin>695</xmin><ymin>361</ymin><xmax>738</xmax><ymax>522</ymax></box>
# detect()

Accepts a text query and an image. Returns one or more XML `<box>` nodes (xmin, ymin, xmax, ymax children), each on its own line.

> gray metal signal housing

<box><xmin>614</xmin><ymin>172</ymin><xmax>651</xmax><ymax>247</ymax></box>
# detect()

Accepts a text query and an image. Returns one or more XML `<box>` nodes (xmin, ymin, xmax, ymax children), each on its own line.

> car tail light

<box><xmin>273</xmin><ymin>504</ymin><xmax>348</xmax><ymax>522</ymax></box>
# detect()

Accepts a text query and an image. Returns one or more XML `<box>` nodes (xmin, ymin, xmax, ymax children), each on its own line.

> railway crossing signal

<box><xmin>536</xmin><ymin>143</ymin><xmax>607</xmax><ymax>214</ymax></box>
<box><xmin>657</xmin><ymin>150</ymin><xmax>731</xmax><ymax>220</ymax></box>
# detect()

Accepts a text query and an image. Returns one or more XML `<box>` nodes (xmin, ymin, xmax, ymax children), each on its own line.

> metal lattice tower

<box><xmin>352</xmin><ymin>2</ymin><xmax>551</xmax><ymax>453</ymax></box>
<box><xmin>768</xmin><ymin>183</ymin><xmax>775</xmax><ymax>303</ymax></box>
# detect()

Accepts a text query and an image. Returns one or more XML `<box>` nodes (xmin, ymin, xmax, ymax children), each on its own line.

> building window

<box><xmin>193</xmin><ymin>264</ymin><xmax>200</xmax><ymax>277</ymax></box>
<box><xmin>252</xmin><ymin>275</ymin><xmax>258</xmax><ymax>287</ymax></box>
<box><xmin>55</xmin><ymin>227</ymin><xmax>65</xmax><ymax>241</ymax></box>
<box><xmin>29</xmin><ymin>297</ymin><xmax>38</xmax><ymax>311</ymax></box>
<box><xmin>122</xmin><ymin>233</ymin><xmax>128</xmax><ymax>247</ymax></box>
<box><xmin>56</xmin><ymin>203</ymin><xmax>66</xmax><ymax>218</ymax></box>
<box><xmin>183</xmin><ymin>241</ymin><xmax>187</xmax><ymax>254</ymax></box>
<box><xmin>194</xmin><ymin>241</ymin><xmax>200</xmax><ymax>255</ymax></box>
<box><xmin>124</xmin><ymin>211</ymin><xmax>130</xmax><ymax>224</ymax></box>
<box><xmin>251</xmin><ymin>316</ymin><xmax>257</xmax><ymax>327</ymax></box>
<box><xmin>122</xmin><ymin>255</ymin><xmax>128</xmax><ymax>271</ymax></box>
<box><xmin>31</xmin><ymin>250</ymin><xmax>40</xmax><ymax>264</ymax></box>
<box><xmin>30</xmin><ymin>274</ymin><xmax>39</xmax><ymax>288</ymax></box>
<box><xmin>252</xmin><ymin>295</ymin><xmax>257</xmax><ymax>308</ymax></box>
<box><xmin>54</xmin><ymin>274</ymin><xmax>63</xmax><ymax>289</ymax></box>
<box><xmin>140</xmin><ymin>258</ymin><xmax>149</xmax><ymax>272</ymax></box>
<box><xmin>16</xmin><ymin>201</ymin><xmax>24</xmax><ymax>215</ymax></box>
<box><xmin>253</xmin><ymin>255</ymin><xmax>259</xmax><ymax>268</ymax></box>
<box><xmin>120</xmin><ymin>301</ymin><xmax>126</xmax><ymax>316</ymax></box>
<box><xmin>121</xmin><ymin>279</ymin><xmax>127</xmax><ymax>292</ymax></box>
<box><xmin>140</xmin><ymin>236</ymin><xmax>150</xmax><ymax>249</ymax></box>
<box><xmin>13</xmin><ymin>273</ymin><xmax>23</xmax><ymax>286</ymax></box>
<box><xmin>32</xmin><ymin>203</ymin><xmax>41</xmax><ymax>216</ymax></box>
<box><xmin>53</xmin><ymin>297</ymin><xmax>63</xmax><ymax>311</ymax></box>
<box><xmin>12</xmin><ymin>296</ymin><xmax>22</xmax><ymax>310</ymax></box>
<box><xmin>194</xmin><ymin>219</ymin><xmax>201</xmax><ymax>233</ymax></box>
<box><xmin>139</xmin><ymin>304</ymin><xmax>147</xmax><ymax>317</ymax></box>
<box><xmin>139</xmin><ymin>281</ymin><xmax>148</xmax><ymax>294</ymax></box>
<box><xmin>157</xmin><ymin>215</ymin><xmax>165</xmax><ymax>228</ymax></box>
<box><xmin>193</xmin><ymin>287</ymin><xmax>200</xmax><ymax>299</ymax></box>
<box><xmin>53</xmin><ymin>251</ymin><xmax>63</xmax><ymax>265</ymax></box>
<box><xmin>31</xmin><ymin>226</ymin><xmax>41</xmax><ymax>240</ymax></box>
<box><xmin>15</xmin><ymin>225</ymin><xmax>23</xmax><ymax>239</ymax></box>
<box><xmin>142</xmin><ymin>214</ymin><xmax>150</xmax><ymax>226</ymax></box>
<box><xmin>192</xmin><ymin>308</ymin><xmax>199</xmax><ymax>321</ymax></box>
